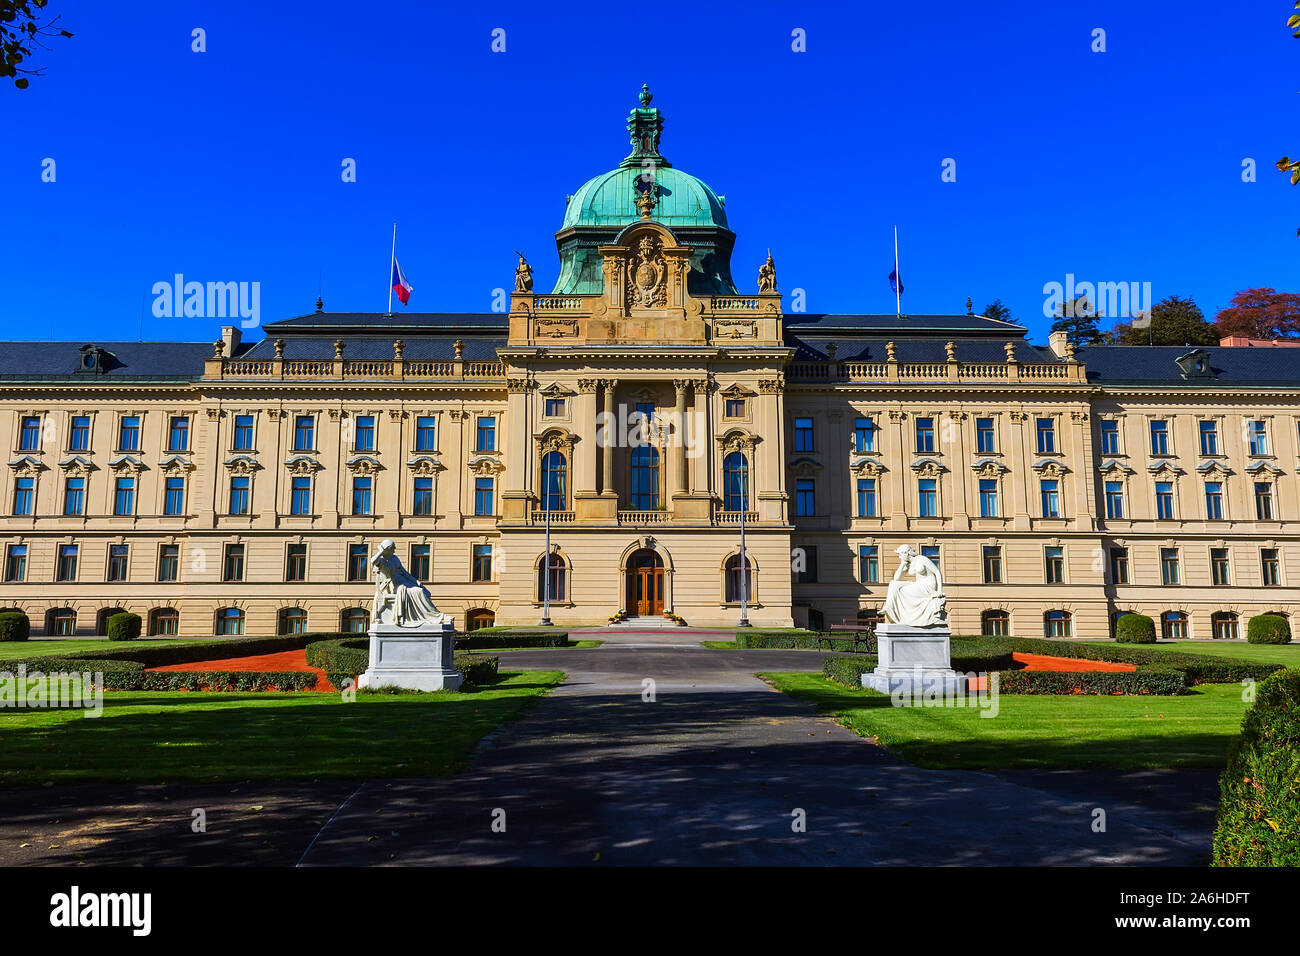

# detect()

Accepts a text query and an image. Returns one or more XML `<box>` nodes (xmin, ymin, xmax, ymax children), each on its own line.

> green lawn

<box><xmin>0</xmin><ymin>638</ymin><xmax>230</xmax><ymax>661</ymax></box>
<box><xmin>0</xmin><ymin>670</ymin><xmax>563</xmax><ymax>787</ymax></box>
<box><xmin>763</xmin><ymin>672</ymin><xmax>1251</xmax><ymax>770</ymax></box>
<box><xmin>1141</xmin><ymin>640</ymin><xmax>1300</xmax><ymax>665</ymax></box>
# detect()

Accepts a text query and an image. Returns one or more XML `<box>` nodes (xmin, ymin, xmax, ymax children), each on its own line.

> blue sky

<box><xmin>3</xmin><ymin>0</ymin><xmax>1297</xmax><ymax>346</ymax></box>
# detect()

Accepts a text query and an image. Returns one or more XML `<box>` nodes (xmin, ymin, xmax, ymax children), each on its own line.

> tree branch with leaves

<box><xmin>1280</xmin><ymin>1</ymin><xmax>1300</xmax><ymax>231</ymax></box>
<box><xmin>1</xmin><ymin>0</ymin><xmax>73</xmax><ymax>90</ymax></box>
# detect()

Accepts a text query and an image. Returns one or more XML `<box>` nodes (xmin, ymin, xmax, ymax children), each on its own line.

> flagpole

<box><xmin>894</xmin><ymin>225</ymin><xmax>901</xmax><ymax>319</ymax></box>
<box><xmin>384</xmin><ymin>222</ymin><xmax>395</xmax><ymax>316</ymax></box>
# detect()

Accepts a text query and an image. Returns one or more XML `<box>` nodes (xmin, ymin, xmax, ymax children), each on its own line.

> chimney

<box><xmin>1048</xmin><ymin>330</ymin><xmax>1069</xmax><ymax>358</ymax></box>
<box><xmin>220</xmin><ymin>325</ymin><xmax>242</xmax><ymax>358</ymax></box>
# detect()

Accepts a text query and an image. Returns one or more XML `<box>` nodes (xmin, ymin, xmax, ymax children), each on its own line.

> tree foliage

<box><xmin>980</xmin><ymin>298</ymin><xmax>1015</xmax><ymax>323</ymax></box>
<box><xmin>1213</xmin><ymin>287</ymin><xmax>1300</xmax><ymax>339</ymax></box>
<box><xmin>1</xmin><ymin>0</ymin><xmax>73</xmax><ymax>90</ymax></box>
<box><xmin>1280</xmin><ymin>1</ymin><xmax>1300</xmax><ymax>233</ymax></box>
<box><xmin>1108</xmin><ymin>295</ymin><xmax>1218</xmax><ymax>346</ymax></box>
<box><xmin>1050</xmin><ymin>295</ymin><xmax>1103</xmax><ymax>346</ymax></box>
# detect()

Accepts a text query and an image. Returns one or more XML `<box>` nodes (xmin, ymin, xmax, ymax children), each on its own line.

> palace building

<box><xmin>4</xmin><ymin>89</ymin><xmax>1300</xmax><ymax>638</ymax></box>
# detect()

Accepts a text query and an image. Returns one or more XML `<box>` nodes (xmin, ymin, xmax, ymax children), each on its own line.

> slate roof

<box><xmin>262</xmin><ymin>312</ymin><xmax>509</xmax><ymax>333</ymax></box>
<box><xmin>783</xmin><ymin>313</ymin><xmax>1028</xmax><ymax>336</ymax></box>
<box><xmin>0</xmin><ymin>341</ymin><xmax>214</xmax><ymax>381</ymax></box>
<box><xmin>786</xmin><ymin>334</ymin><xmax>1054</xmax><ymax>364</ymax></box>
<box><xmin>1076</xmin><ymin>346</ymin><xmax>1300</xmax><ymax>387</ymax></box>
<box><xmin>239</xmin><ymin>334</ymin><xmax>505</xmax><ymax>361</ymax></box>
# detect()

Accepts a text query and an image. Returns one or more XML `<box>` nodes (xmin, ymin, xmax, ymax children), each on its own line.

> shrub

<box><xmin>1213</xmin><ymin>669</ymin><xmax>1300</xmax><ymax>866</ymax></box>
<box><xmin>994</xmin><ymin>665</ymin><xmax>1187</xmax><ymax>696</ymax></box>
<box><xmin>1115</xmin><ymin>613</ymin><xmax>1156</xmax><ymax>644</ymax></box>
<box><xmin>0</xmin><ymin>611</ymin><xmax>30</xmax><ymax>642</ymax></box>
<box><xmin>455</xmin><ymin>631</ymin><xmax>570</xmax><ymax>649</ymax></box>
<box><xmin>737</xmin><ymin>629</ymin><xmax>874</xmax><ymax>652</ymax></box>
<box><xmin>823</xmin><ymin>655</ymin><xmax>878</xmax><ymax>687</ymax></box>
<box><xmin>105</xmin><ymin>612</ymin><xmax>142</xmax><ymax>641</ymax></box>
<box><xmin>0</xmin><ymin>657</ymin><xmax>147</xmax><ymax>690</ymax></box>
<box><xmin>311</xmin><ymin>638</ymin><xmax>500</xmax><ymax>689</ymax></box>
<box><xmin>1246</xmin><ymin>614</ymin><xmax>1291</xmax><ymax>645</ymax></box>
<box><xmin>64</xmin><ymin>633</ymin><xmax>349</xmax><ymax>668</ymax></box>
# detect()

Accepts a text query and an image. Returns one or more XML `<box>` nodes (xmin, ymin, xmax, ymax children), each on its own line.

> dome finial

<box><xmin>639</xmin><ymin>83</ymin><xmax>652</xmax><ymax>106</ymax></box>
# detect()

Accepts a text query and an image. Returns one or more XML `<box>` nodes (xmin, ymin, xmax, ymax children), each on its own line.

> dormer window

<box><xmin>76</xmin><ymin>344</ymin><xmax>112</xmax><ymax>374</ymax></box>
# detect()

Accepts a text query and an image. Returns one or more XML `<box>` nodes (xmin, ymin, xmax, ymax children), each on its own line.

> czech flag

<box><xmin>391</xmin><ymin>259</ymin><xmax>413</xmax><ymax>305</ymax></box>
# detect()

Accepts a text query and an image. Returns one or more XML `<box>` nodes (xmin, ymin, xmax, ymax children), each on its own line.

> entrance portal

<box><xmin>625</xmin><ymin>549</ymin><xmax>665</xmax><ymax>617</ymax></box>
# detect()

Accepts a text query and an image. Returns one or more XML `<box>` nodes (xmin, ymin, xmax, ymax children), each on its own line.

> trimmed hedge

<box><xmin>737</xmin><ymin>629</ymin><xmax>875</xmax><ymax>652</ymax></box>
<box><xmin>308</xmin><ymin>637</ymin><xmax>501</xmax><ymax>689</ymax></box>
<box><xmin>0</xmin><ymin>658</ymin><xmax>146</xmax><ymax>688</ymax></box>
<box><xmin>0</xmin><ymin>611</ymin><xmax>30</xmax><ymax>642</ymax></box>
<box><xmin>455</xmin><ymin>631</ymin><xmax>570</xmax><ymax>649</ymax></box>
<box><xmin>1212</xmin><ymin>669</ymin><xmax>1300</xmax><ymax>866</ymax></box>
<box><xmin>106</xmin><ymin>612</ymin><xmax>142</xmax><ymax>641</ymax></box>
<box><xmin>823</xmin><ymin>655</ymin><xmax>878</xmax><ymax>687</ymax></box>
<box><xmin>1247</xmin><ymin>614</ymin><xmax>1291</xmax><ymax>645</ymax></box>
<box><xmin>1115</xmin><ymin>613</ymin><xmax>1156</xmax><ymax>644</ymax></box>
<box><xmin>59</xmin><ymin>633</ymin><xmax>350</xmax><ymax>668</ymax></box>
<box><xmin>0</xmin><ymin>656</ymin><xmax>321</xmax><ymax>691</ymax></box>
<box><xmin>994</xmin><ymin>665</ymin><xmax>1187</xmax><ymax>696</ymax></box>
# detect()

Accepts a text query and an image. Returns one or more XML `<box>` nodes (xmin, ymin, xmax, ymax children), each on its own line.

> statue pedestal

<box><xmin>861</xmin><ymin>623</ymin><xmax>967</xmax><ymax>695</ymax></box>
<box><xmin>358</xmin><ymin>622</ymin><xmax>460</xmax><ymax>692</ymax></box>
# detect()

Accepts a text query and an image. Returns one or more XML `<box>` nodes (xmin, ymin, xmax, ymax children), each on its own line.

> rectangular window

<box><xmin>921</xmin><ymin>545</ymin><xmax>941</xmax><ymax>569</ymax></box>
<box><xmin>1099</xmin><ymin>419</ymin><xmax>1119</xmax><ymax>455</ymax></box>
<box><xmin>982</xmin><ymin>545</ymin><xmax>1002</xmax><ymax>584</ymax></box>
<box><xmin>229</xmin><ymin>476</ymin><xmax>250</xmax><ymax>515</ymax></box>
<box><xmin>793</xmin><ymin>417</ymin><xmax>814</xmax><ymax>452</ymax></box>
<box><xmin>915</xmin><ymin>417</ymin><xmax>935</xmax><ymax>453</ymax></box>
<box><xmin>1036</xmin><ymin>418</ymin><xmax>1055</xmax><ymax>454</ymax></box>
<box><xmin>474</xmin><ymin>477</ymin><xmax>494</xmax><ymax>516</ymax></box>
<box><xmin>795</xmin><ymin>479</ymin><xmax>816</xmax><ymax>517</ymax></box>
<box><xmin>118</xmin><ymin>415</ymin><xmax>140</xmax><ymax>451</ymax></box>
<box><xmin>1160</xmin><ymin>547</ymin><xmax>1180</xmax><ymax>585</ymax></box>
<box><xmin>546</xmin><ymin>398</ymin><xmax>567</xmax><ymax>417</ymax></box>
<box><xmin>856</xmin><ymin>478</ymin><xmax>877</xmax><ymax>518</ymax></box>
<box><xmin>1199</xmin><ymin>420</ymin><xmax>1218</xmax><ymax>456</ymax></box>
<box><xmin>354</xmin><ymin>415</ymin><xmax>375</xmax><ymax>451</ymax></box>
<box><xmin>1254</xmin><ymin>482</ymin><xmax>1274</xmax><ymax>520</ymax></box>
<box><xmin>796</xmin><ymin>545</ymin><xmax>819</xmax><ymax>584</ymax></box>
<box><xmin>285</xmin><ymin>543</ymin><xmax>307</xmax><ymax>582</ymax></box>
<box><xmin>1262</xmin><ymin>548</ymin><xmax>1281</xmax><ymax>586</ymax></box>
<box><xmin>1204</xmin><ymin>481</ymin><xmax>1223</xmax><ymax>519</ymax></box>
<box><xmin>1109</xmin><ymin>547</ymin><xmax>1129</xmax><ymax>585</ymax></box>
<box><xmin>978</xmin><ymin>479</ymin><xmax>998</xmax><ymax>518</ymax></box>
<box><xmin>413</xmin><ymin>477</ymin><xmax>434</xmax><ymax>516</ymax></box>
<box><xmin>168</xmin><ymin>416</ymin><xmax>189</xmax><ymax>452</ymax></box>
<box><xmin>352</xmin><ymin>476</ymin><xmax>373</xmax><ymax>515</ymax></box>
<box><xmin>107</xmin><ymin>544</ymin><xmax>129</xmax><ymax>582</ymax></box>
<box><xmin>1040</xmin><ymin>479</ymin><xmax>1060</xmax><ymax>518</ymax></box>
<box><xmin>113</xmin><ymin>477</ymin><xmax>135</xmax><ymax>516</ymax></box>
<box><xmin>12</xmin><ymin>477</ymin><xmax>34</xmax><ymax>516</ymax></box>
<box><xmin>415</xmin><ymin>416</ymin><xmax>436</xmax><ymax>451</ymax></box>
<box><xmin>158</xmin><ymin>544</ymin><xmax>179</xmax><ymax>582</ymax></box>
<box><xmin>855</xmin><ymin>416</ymin><xmax>876</xmax><ymax>453</ymax></box>
<box><xmin>68</xmin><ymin>415</ymin><xmax>90</xmax><ymax>451</ymax></box>
<box><xmin>1149</xmin><ymin>419</ymin><xmax>1168</xmax><ymax>456</ymax></box>
<box><xmin>917</xmin><ymin>479</ymin><xmax>937</xmax><ymax>517</ymax></box>
<box><xmin>1045</xmin><ymin>546</ymin><xmax>1065</xmax><ymax>584</ymax></box>
<box><xmin>723</xmin><ymin>398</ymin><xmax>745</xmax><ymax>418</ymax></box>
<box><xmin>975</xmin><ymin>417</ymin><xmax>995</xmax><ymax>454</ymax></box>
<box><xmin>410</xmin><ymin>544</ymin><xmax>431</xmax><ymax>582</ymax></box>
<box><xmin>476</xmin><ymin>416</ymin><xmax>496</xmax><ymax>452</ymax></box>
<box><xmin>294</xmin><ymin>415</ymin><xmax>315</xmax><ymax>451</ymax></box>
<box><xmin>1104</xmin><ymin>481</ymin><xmax>1124</xmax><ymax>519</ymax></box>
<box><xmin>857</xmin><ymin>545</ymin><xmax>879</xmax><ymax>583</ymax></box>
<box><xmin>472</xmin><ymin>544</ymin><xmax>493</xmax><ymax>582</ymax></box>
<box><xmin>1155</xmin><ymin>481</ymin><xmax>1174</xmax><ymax>519</ymax></box>
<box><xmin>5</xmin><ymin>544</ymin><xmax>27</xmax><ymax>582</ymax></box>
<box><xmin>347</xmin><ymin>544</ymin><xmax>368</xmax><ymax>582</ymax></box>
<box><xmin>19</xmin><ymin>416</ymin><xmax>41</xmax><ymax>450</ymax></box>
<box><xmin>290</xmin><ymin>476</ymin><xmax>311</xmax><ymax>515</ymax></box>
<box><xmin>56</xmin><ymin>544</ymin><xmax>78</xmax><ymax>581</ymax></box>
<box><xmin>63</xmin><ymin>477</ymin><xmax>85</xmax><ymax>516</ymax></box>
<box><xmin>1248</xmin><ymin>420</ymin><xmax>1268</xmax><ymax>456</ymax></box>
<box><xmin>233</xmin><ymin>415</ymin><xmax>254</xmax><ymax>450</ymax></box>
<box><xmin>164</xmin><ymin>476</ymin><xmax>186</xmax><ymax>516</ymax></box>
<box><xmin>1210</xmin><ymin>547</ymin><xmax>1230</xmax><ymax>586</ymax></box>
<box><xmin>223</xmin><ymin>544</ymin><xmax>245</xmax><ymax>582</ymax></box>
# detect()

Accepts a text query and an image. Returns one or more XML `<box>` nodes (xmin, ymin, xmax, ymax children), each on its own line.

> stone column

<box><xmin>672</xmin><ymin>379</ymin><xmax>689</xmax><ymax>498</ymax></box>
<box><xmin>600</xmin><ymin>379</ymin><xmax>617</xmax><ymax>498</ymax></box>
<box><xmin>575</xmin><ymin>380</ymin><xmax>598</xmax><ymax>494</ymax></box>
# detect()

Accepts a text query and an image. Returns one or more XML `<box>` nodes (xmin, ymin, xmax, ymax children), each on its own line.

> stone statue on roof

<box><xmin>758</xmin><ymin>251</ymin><xmax>776</xmax><ymax>293</ymax></box>
<box><xmin>514</xmin><ymin>252</ymin><xmax>533</xmax><ymax>293</ymax></box>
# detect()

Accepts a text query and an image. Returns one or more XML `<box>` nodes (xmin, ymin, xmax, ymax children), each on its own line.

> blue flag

<box><xmin>888</xmin><ymin>268</ymin><xmax>903</xmax><ymax>295</ymax></box>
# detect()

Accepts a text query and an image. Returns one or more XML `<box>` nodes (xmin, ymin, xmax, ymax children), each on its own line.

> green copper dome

<box><xmin>552</xmin><ymin>86</ymin><xmax>737</xmax><ymax>296</ymax></box>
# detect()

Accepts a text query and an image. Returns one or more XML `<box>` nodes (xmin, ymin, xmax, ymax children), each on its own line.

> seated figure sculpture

<box><xmin>370</xmin><ymin>539</ymin><xmax>453</xmax><ymax>628</ymax></box>
<box><xmin>881</xmin><ymin>545</ymin><xmax>947</xmax><ymax>627</ymax></box>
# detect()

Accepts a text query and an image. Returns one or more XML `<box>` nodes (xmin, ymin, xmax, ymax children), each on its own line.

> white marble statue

<box><xmin>881</xmin><ymin>545</ymin><xmax>947</xmax><ymax>627</ymax></box>
<box><xmin>370</xmin><ymin>539</ymin><xmax>453</xmax><ymax>628</ymax></box>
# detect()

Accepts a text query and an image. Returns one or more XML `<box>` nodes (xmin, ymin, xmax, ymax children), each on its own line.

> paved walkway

<box><xmin>298</xmin><ymin>644</ymin><xmax>1218</xmax><ymax>866</ymax></box>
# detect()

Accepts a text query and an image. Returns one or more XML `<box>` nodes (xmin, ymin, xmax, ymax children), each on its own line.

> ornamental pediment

<box><xmin>910</xmin><ymin>457</ymin><xmax>947</xmax><ymax>476</ymax></box>
<box><xmin>1031</xmin><ymin>458</ymin><xmax>1070</xmax><ymax>475</ymax></box>
<box><xmin>8</xmin><ymin>455</ymin><xmax>46</xmax><ymax>475</ymax></box>
<box><xmin>850</xmin><ymin>457</ymin><xmax>887</xmax><ymax>478</ymax></box>
<box><xmin>224</xmin><ymin>455</ymin><xmax>261</xmax><ymax>475</ymax></box>
<box><xmin>346</xmin><ymin>455</ymin><xmax>384</xmax><ymax>475</ymax></box>
<box><xmin>468</xmin><ymin>455</ymin><xmax>506</xmax><ymax>476</ymax></box>
<box><xmin>1195</xmin><ymin>461</ymin><xmax>1233</xmax><ymax>477</ymax></box>
<box><xmin>107</xmin><ymin>454</ymin><xmax>146</xmax><ymax>474</ymax></box>
<box><xmin>285</xmin><ymin>455</ymin><xmax>324</xmax><ymax>476</ymax></box>
<box><xmin>58</xmin><ymin>455</ymin><xmax>96</xmax><ymax>476</ymax></box>
<box><xmin>1146</xmin><ymin>460</ymin><xmax>1184</xmax><ymax>476</ymax></box>
<box><xmin>716</xmin><ymin>427</ymin><xmax>758</xmax><ymax>453</ymax></box>
<box><xmin>158</xmin><ymin>454</ymin><xmax>195</xmax><ymax>474</ymax></box>
<box><xmin>406</xmin><ymin>455</ymin><xmax>445</xmax><ymax>476</ymax></box>
<box><xmin>1245</xmin><ymin>460</ymin><xmax>1284</xmax><ymax>476</ymax></box>
<box><xmin>1097</xmin><ymin>459</ymin><xmax>1134</xmax><ymax>475</ymax></box>
<box><xmin>970</xmin><ymin>457</ymin><xmax>1009</xmax><ymax>478</ymax></box>
<box><xmin>789</xmin><ymin>456</ymin><xmax>823</xmax><ymax>478</ymax></box>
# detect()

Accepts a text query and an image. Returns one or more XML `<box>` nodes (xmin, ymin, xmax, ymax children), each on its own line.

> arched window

<box><xmin>340</xmin><ymin>607</ymin><xmax>369</xmax><ymax>633</ymax></box>
<box><xmin>981</xmin><ymin>609</ymin><xmax>1010</xmax><ymax>637</ymax></box>
<box><xmin>1211</xmin><ymin>611</ymin><xmax>1238</xmax><ymax>641</ymax></box>
<box><xmin>96</xmin><ymin>606</ymin><xmax>126</xmax><ymax>635</ymax></box>
<box><xmin>149</xmin><ymin>607</ymin><xmax>179</xmax><ymax>636</ymax></box>
<box><xmin>724</xmin><ymin>554</ymin><xmax>754</xmax><ymax>603</ymax></box>
<box><xmin>465</xmin><ymin>608</ymin><xmax>495</xmax><ymax>631</ymax></box>
<box><xmin>541</xmin><ymin>450</ymin><xmax>567</xmax><ymax>511</ymax></box>
<box><xmin>46</xmin><ymin>607</ymin><xmax>76</xmax><ymax>636</ymax></box>
<box><xmin>1044</xmin><ymin>609</ymin><xmax>1071</xmax><ymax>638</ymax></box>
<box><xmin>723</xmin><ymin>451</ymin><xmax>749</xmax><ymax>512</ymax></box>
<box><xmin>630</xmin><ymin>445</ymin><xmax>660</xmax><ymax>510</ymax></box>
<box><xmin>1161</xmin><ymin>611</ymin><xmax>1188</xmax><ymax>640</ymax></box>
<box><xmin>278</xmin><ymin>607</ymin><xmax>307</xmax><ymax>635</ymax></box>
<box><xmin>215</xmin><ymin>607</ymin><xmax>245</xmax><ymax>636</ymax></box>
<box><xmin>538</xmin><ymin>552</ymin><xmax>567</xmax><ymax>602</ymax></box>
